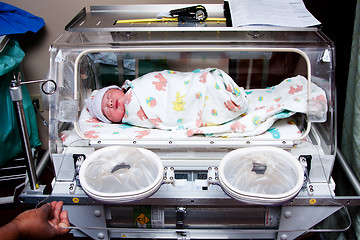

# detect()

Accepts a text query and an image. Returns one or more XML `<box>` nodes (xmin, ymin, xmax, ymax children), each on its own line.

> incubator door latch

<box><xmin>163</xmin><ymin>167</ymin><xmax>188</xmax><ymax>187</ymax></box>
<box><xmin>207</xmin><ymin>167</ymin><xmax>219</xmax><ymax>184</ymax></box>
<box><xmin>299</xmin><ymin>155</ymin><xmax>314</xmax><ymax>196</ymax></box>
<box><xmin>73</xmin><ymin>154</ymin><xmax>86</xmax><ymax>174</ymax></box>
<box><xmin>163</xmin><ymin>167</ymin><xmax>175</xmax><ymax>184</ymax></box>
<box><xmin>69</xmin><ymin>154</ymin><xmax>86</xmax><ymax>194</ymax></box>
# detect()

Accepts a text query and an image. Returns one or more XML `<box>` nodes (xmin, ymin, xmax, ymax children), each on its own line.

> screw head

<box><xmin>94</xmin><ymin>210</ymin><xmax>101</xmax><ymax>217</ymax></box>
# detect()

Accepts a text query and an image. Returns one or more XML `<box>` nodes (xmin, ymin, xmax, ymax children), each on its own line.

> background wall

<box><xmin>2</xmin><ymin>0</ymin><xmax>357</xmax><ymax>149</ymax></box>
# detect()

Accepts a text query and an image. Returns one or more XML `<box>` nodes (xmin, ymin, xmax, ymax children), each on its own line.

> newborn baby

<box><xmin>85</xmin><ymin>68</ymin><xmax>249</xmax><ymax>130</ymax></box>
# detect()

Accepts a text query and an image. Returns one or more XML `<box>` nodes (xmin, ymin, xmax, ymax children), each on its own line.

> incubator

<box><xmin>19</xmin><ymin>4</ymin><xmax>356</xmax><ymax>240</ymax></box>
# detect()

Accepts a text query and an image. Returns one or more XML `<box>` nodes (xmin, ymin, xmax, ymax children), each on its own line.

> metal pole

<box><xmin>336</xmin><ymin>148</ymin><xmax>360</xmax><ymax>196</ymax></box>
<box><xmin>9</xmin><ymin>73</ymin><xmax>38</xmax><ymax>190</ymax></box>
<box><xmin>36</xmin><ymin>149</ymin><xmax>50</xmax><ymax>177</ymax></box>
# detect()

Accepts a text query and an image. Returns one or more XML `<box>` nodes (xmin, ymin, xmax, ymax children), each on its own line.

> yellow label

<box><xmin>72</xmin><ymin>197</ymin><xmax>80</xmax><ymax>203</ymax></box>
<box><xmin>309</xmin><ymin>198</ymin><xmax>316</xmax><ymax>204</ymax></box>
<box><xmin>135</xmin><ymin>213</ymin><xmax>149</xmax><ymax>225</ymax></box>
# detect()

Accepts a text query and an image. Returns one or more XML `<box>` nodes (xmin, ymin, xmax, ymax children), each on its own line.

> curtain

<box><xmin>341</xmin><ymin>0</ymin><xmax>360</xmax><ymax>239</ymax></box>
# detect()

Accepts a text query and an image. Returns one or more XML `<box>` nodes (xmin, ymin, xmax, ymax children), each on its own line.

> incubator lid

<box><xmin>53</xmin><ymin>4</ymin><xmax>333</xmax><ymax>49</ymax></box>
<box><xmin>65</xmin><ymin>4</ymin><xmax>228</xmax><ymax>32</ymax></box>
<box><xmin>64</xmin><ymin>4</ymin><xmax>320</xmax><ymax>33</ymax></box>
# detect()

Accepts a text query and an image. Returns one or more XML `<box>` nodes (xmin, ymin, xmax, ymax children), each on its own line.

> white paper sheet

<box><xmin>228</xmin><ymin>0</ymin><xmax>321</xmax><ymax>28</ymax></box>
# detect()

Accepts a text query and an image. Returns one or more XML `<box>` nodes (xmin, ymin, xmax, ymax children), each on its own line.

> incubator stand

<box><xmin>19</xmin><ymin>4</ymin><xmax>360</xmax><ymax>240</ymax></box>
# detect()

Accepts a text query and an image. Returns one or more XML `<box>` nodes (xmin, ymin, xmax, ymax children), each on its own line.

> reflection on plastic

<box><xmin>59</xmin><ymin>100</ymin><xmax>78</xmax><ymax>122</ymax></box>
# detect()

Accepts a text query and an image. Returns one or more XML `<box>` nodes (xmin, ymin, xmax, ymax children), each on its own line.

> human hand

<box><xmin>12</xmin><ymin>201</ymin><xmax>70</xmax><ymax>240</ymax></box>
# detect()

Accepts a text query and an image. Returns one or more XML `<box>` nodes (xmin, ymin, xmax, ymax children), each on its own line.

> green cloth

<box><xmin>0</xmin><ymin>39</ymin><xmax>24</xmax><ymax>76</ymax></box>
<box><xmin>341</xmin><ymin>0</ymin><xmax>360</xmax><ymax>239</ymax></box>
<box><xmin>0</xmin><ymin>39</ymin><xmax>41</xmax><ymax>166</ymax></box>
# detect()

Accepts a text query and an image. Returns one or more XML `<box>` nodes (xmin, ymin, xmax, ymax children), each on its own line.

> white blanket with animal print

<box><xmin>121</xmin><ymin>68</ymin><xmax>249</xmax><ymax>131</ymax></box>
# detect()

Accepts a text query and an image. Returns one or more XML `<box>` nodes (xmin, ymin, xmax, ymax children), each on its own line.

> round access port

<box><xmin>218</xmin><ymin>146</ymin><xmax>304</xmax><ymax>205</ymax></box>
<box><xmin>79</xmin><ymin>146</ymin><xmax>163</xmax><ymax>203</ymax></box>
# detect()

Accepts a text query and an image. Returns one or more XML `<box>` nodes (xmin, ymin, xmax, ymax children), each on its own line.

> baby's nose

<box><xmin>108</xmin><ymin>99</ymin><xmax>113</xmax><ymax>108</ymax></box>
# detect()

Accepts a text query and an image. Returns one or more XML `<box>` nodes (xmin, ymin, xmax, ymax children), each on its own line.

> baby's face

<box><xmin>101</xmin><ymin>88</ymin><xmax>126</xmax><ymax>122</ymax></box>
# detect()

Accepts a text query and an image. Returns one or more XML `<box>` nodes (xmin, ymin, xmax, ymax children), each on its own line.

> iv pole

<box><xmin>9</xmin><ymin>72</ymin><xmax>57</xmax><ymax>190</ymax></box>
<box><xmin>9</xmin><ymin>72</ymin><xmax>38</xmax><ymax>190</ymax></box>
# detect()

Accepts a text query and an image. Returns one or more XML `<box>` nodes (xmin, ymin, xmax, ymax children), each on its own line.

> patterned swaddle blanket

<box><xmin>122</xmin><ymin>68</ymin><xmax>249</xmax><ymax>133</ymax></box>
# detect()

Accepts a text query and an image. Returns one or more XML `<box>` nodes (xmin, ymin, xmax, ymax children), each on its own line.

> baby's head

<box><xmin>85</xmin><ymin>85</ymin><xmax>126</xmax><ymax>123</ymax></box>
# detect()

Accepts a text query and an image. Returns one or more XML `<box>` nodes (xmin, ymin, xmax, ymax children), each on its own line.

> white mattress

<box><xmin>61</xmin><ymin>106</ymin><xmax>303</xmax><ymax>147</ymax></box>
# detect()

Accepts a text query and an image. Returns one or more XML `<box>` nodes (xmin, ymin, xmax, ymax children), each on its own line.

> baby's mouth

<box><xmin>115</xmin><ymin>99</ymin><xmax>118</xmax><ymax>109</ymax></box>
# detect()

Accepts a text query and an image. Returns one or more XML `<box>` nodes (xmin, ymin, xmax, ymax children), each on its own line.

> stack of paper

<box><xmin>227</xmin><ymin>0</ymin><xmax>321</xmax><ymax>28</ymax></box>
